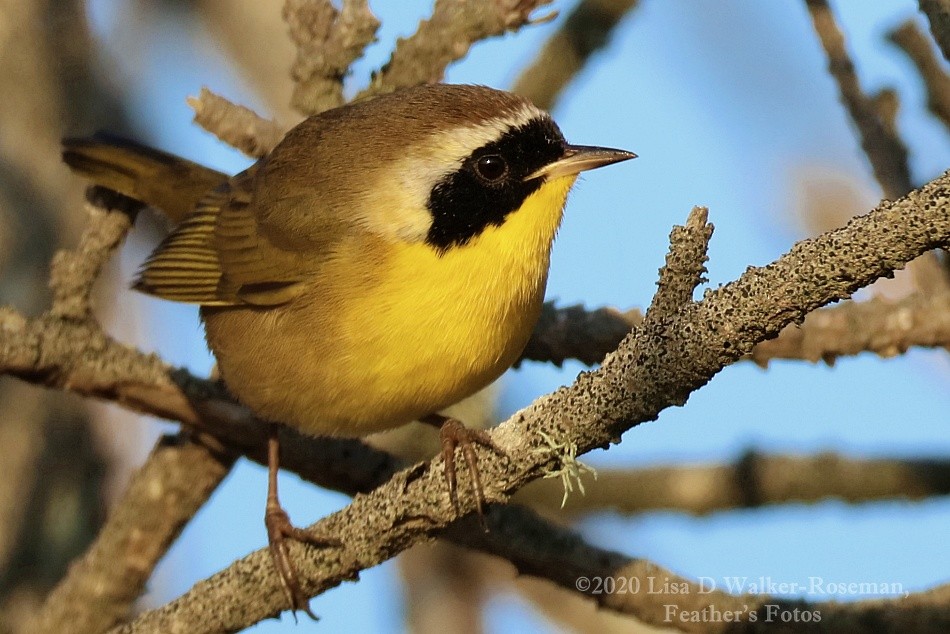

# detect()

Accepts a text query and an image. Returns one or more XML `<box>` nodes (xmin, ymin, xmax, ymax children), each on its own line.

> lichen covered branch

<box><xmin>358</xmin><ymin>0</ymin><xmax>554</xmax><ymax>99</ymax></box>
<box><xmin>187</xmin><ymin>87</ymin><xmax>286</xmax><ymax>158</ymax></box>
<box><xmin>283</xmin><ymin>0</ymin><xmax>380</xmax><ymax>115</ymax></box>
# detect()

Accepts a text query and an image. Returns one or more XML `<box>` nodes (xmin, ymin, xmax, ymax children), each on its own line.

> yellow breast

<box><xmin>204</xmin><ymin>175</ymin><xmax>576</xmax><ymax>437</ymax></box>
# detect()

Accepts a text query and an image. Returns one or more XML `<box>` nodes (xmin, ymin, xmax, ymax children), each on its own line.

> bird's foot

<box><xmin>423</xmin><ymin>414</ymin><xmax>503</xmax><ymax>523</ymax></box>
<box><xmin>265</xmin><ymin>503</ymin><xmax>341</xmax><ymax>621</ymax></box>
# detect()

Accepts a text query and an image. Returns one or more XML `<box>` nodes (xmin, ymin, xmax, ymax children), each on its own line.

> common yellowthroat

<box><xmin>63</xmin><ymin>83</ymin><xmax>634</xmax><ymax>614</ymax></box>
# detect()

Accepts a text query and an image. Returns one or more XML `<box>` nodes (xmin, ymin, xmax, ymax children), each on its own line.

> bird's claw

<box><xmin>265</xmin><ymin>506</ymin><xmax>340</xmax><ymax>621</ymax></box>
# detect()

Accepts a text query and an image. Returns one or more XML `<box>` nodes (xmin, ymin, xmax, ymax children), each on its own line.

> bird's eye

<box><xmin>474</xmin><ymin>154</ymin><xmax>508</xmax><ymax>182</ymax></box>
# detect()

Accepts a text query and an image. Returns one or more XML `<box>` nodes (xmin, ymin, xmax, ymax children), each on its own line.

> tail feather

<box><xmin>62</xmin><ymin>133</ymin><xmax>229</xmax><ymax>223</ymax></box>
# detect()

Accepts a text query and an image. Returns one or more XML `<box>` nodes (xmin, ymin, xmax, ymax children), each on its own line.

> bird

<box><xmin>62</xmin><ymin>83</ymin><xmax>635</xmax><ymax>616</ymax></box>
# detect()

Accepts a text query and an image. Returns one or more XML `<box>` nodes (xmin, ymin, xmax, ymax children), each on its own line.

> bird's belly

<box><xmin>333</xmin><ymin>283</ymin><xmax>541</xmax><ymax>433</ymax></box>
<box><xmin>203</xmin><ymin>275</ymin><xmax>543</xmax><ymax>437</ymax></box>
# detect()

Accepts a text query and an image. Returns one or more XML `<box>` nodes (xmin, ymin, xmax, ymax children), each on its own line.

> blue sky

<box><xmin>86</xmin><ymin>1</ymin><xmax>949</xmax><ymax>631</ymax></box>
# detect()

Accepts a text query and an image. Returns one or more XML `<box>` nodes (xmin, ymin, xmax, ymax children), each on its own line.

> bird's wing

<box><xmin>213</xmin><ymin>169</ymin><xmax>315</xmax><ymax>306</ymax></box>
<box><xmin>134</xmin><ymin>167</ymin><xmax>318</xmax><ymax>307</ymax></box>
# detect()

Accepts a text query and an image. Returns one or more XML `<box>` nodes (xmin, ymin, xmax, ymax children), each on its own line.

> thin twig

<box><xmin>188</xmin><ymin>88</ymin><xmax>286</xmax><ymax>158</ymax></box>
<box><xmin>648</xmin><ymin>206</ymin><xmax>711</xmax><ymax>317</ymax></box>
<box><xmin>918</xmin><ymin>0</ymin><xmax>950</xmax><ymax>62</ymax></box>
<box><xmin>888</xmin><ymin>19</ymin><xmax>950</xmax><ymax>131</ymax></box>
<box><xmin>48</xmin><ymin>201</ymin><xmax>133</xmax><ymax>321</ymax></box>
<box><xmin>23</xmin><ymin>434</ymin><xmax>235</xmax><ymax>634</ymax></box>
<box><xmin>806</xmin><ymin>0</ymin><xmax>913</xmax><ymax>199</ymax></box>
<box><xmin>512</xmin><ymin>0</ymin><xmax>641</xmax><ymax>110</ymax></box>
<box><xmin>196</xmin><ymin>0</ymin><xmax>299</xmax><ymax>123</ymax></box>
<box><xmin>192</xmin><ymin>2</ymin><xmax>559</xmax><ymax>156</ymax></box>
<box><xmin>283</xmin><ymin>0</ymin><xmax>380</xmax><ymax>115</ymax></box>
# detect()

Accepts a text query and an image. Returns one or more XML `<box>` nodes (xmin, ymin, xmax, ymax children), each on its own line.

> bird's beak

<box><xmin>525</xmin><ymin>145</ymin><xmax>637</xmax><ymax>181</ymax></box>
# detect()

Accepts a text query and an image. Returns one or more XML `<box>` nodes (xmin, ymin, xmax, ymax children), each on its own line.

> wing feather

<box><xmin>133</xmin><ymin>193</ymin><xmax>235</xmax><ymax>305</ymax></box>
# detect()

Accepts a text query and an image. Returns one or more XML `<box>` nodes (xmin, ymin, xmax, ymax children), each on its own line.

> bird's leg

<box><xmin>264</xmin><ymin>423</ymin><xmax>340</xmax><ymax>620</ymax></box>
<box><xmin>420</xmin><ymin>413</ymin><xmax>502</xmax><ymax>520</ymax></box>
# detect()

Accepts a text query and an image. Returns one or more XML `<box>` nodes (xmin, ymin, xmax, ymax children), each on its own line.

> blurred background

<box><xmin>1</xmin><ymin>0</ymin><xmax>948</xmax><ymax>632</ymax></box>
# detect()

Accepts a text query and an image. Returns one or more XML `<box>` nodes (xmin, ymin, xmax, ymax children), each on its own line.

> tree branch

<box><xmin>519</xmin><ymin>302</ymin><xmax>643</xmax><ymax>366</ymax></box>
<box><xmin>106</xmin><ymin>171</ymin><xmax>950</xmax><ymax>632</ymax></box>
<box><xmin>0</xmin><ymin>306</ymin><xmax>666</xmax><ymax>630</ymax></box>
<box><xmin>185</xmin><ymin>2</ymin><xmax>567</xmax><ymax>165</ymax></box>
<box><xmin>521</xmin><ymin>451</ymin><xmax>950</xmax><ymax>516</ymax></box>
<box><xmin>453</xmin><ymin>506</ymin><xmax>950</xmax><ymax>634</ymax></box>
<box><xmin>23</xmin><ymin>434</ymin><xmax>235</xmax><ymax>634</ymax></box>
<box><xmin>4</xmin><ymin>2</ymin><xmax>944</xmax><ymax>632</ymax></box>
<box><xmin>397</xmin><ymin>541</ymin><xmax>486</xmax><ymax>634</ymax></box>
<box><xmin>0</xmin><ymin>383</ymin><xmax>48</xmax><ymax>579</ymax></box>
<box><xmin>750</xmin><ymin>289</ymin><xmax>950</xmax><ymax>364</ymax></box>
<box><xmin>24</xmin><ymin>299</ymin><xmax>947</xmax><ymax>632</ymax></box>
<box><xmin>187</xmin><ymin>1</ymin><xmax>558</xmax><ymax>159</ymax></box>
